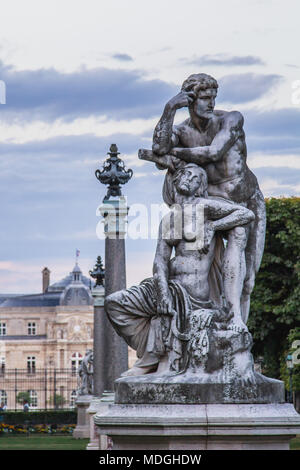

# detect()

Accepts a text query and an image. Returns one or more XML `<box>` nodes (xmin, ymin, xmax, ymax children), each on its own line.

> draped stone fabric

<box><xmin>106</xmin><ymin>278</ymin><xmax>218</xmax><ymax>371</ymax></box>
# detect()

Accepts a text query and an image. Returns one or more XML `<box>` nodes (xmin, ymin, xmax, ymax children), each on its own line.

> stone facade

<box><xmin>0</xmin><ymin>304</ymin><xmax>94</xmax><ymax>370</ymax></box>
<box><xmin>0</xmin><ymin>264</ymin><xmax>94</xmax><ymax>372</ymax></box>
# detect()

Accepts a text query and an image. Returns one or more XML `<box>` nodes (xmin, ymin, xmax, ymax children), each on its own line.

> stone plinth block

<box><xmin>73</xmin><ymin>394</ymin><xmax>93</xmax><ymax>439</ymax></box>
<box><xmin>86</xmin><ymin>392</ymin><xmax>115</xmax><ymax>450</ymax></box>
<box><xmin>115</xmin><ymin>371</ymin><xmax>285</xmax><ymax>405</ymax></box>
<box><xmin>94</xmin><ymin>403</ymin><xmax>300</xmax><ymax>450</ymax></box>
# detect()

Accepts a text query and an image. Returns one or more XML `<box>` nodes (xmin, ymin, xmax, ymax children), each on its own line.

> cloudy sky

<box><xmin>0</xmin><ymin>0</ymin><xmax>299</xmax><ymax>293</ymax></box>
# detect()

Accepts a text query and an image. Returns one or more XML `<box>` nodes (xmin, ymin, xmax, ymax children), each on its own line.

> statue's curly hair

<box><xmin>181</xmin><ymin>73</ymin><xmax>218</xmax><ymax>94</ymax></box>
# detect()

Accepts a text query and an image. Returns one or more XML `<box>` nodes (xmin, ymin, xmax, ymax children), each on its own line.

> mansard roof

<box><xmin>0</xmin><ymin>264</ymin><xmax>93</xmax><ymax>308</ymax></box>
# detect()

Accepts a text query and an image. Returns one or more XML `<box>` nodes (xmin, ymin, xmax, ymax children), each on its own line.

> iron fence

<box><xmin>0</xmin><ymin>368</ymin><xmax>79</xmax><ymax>410</ymax></box>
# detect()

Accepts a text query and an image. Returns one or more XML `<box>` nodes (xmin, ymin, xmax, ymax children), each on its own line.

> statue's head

<box><xmin>181</xmin><ymin>73</ymin><xmax>218</xmax><ymax>120</ymax></box>
<box><xmin>173</xmin><ymin>163</ymin><xmax>208</xmax><ymax>198</ymax></box>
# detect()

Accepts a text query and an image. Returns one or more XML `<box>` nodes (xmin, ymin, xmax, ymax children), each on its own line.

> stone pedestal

<box><xmin>73</xmin><ymin>394</ymin><xmax>93</xmax><ymax>439</ymax></box>
<box><xmin>115</xmin><ymin>372</ymin><xmax>285</xmax><ymax>405</ymax></box>
<box><xmin>94</xmin><ymin>403</ymin><xmax>300</xmax><ymax>450</ymax></box>
<box><xmin>86</xmin><ymin>392</ymin><xmax>115</xmax><ymax>450</ymax></box>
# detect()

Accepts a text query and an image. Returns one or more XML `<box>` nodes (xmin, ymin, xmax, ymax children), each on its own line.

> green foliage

<box><xmin>0</xmin><ymin>410</ymin><xmax>77</xmax><ymax>425</ymax></box>
<box><xmin>16</xmin><ymin>392</ymin><xmax>31</xmax><ymax>405</ymax></box>
<box><xmin>280</xmin><ymin>328</ymin><xmax>300</xmax><ymax>391</ymax></box>
<box><xmin>47</xmin><ymin>394</ymin><xmax>67</xmax><ymax>408</ymax></box>
<box><xmin>249</xmin><ymin>197</ymin><xmax>300</xmax><ymax>381</ymax></box>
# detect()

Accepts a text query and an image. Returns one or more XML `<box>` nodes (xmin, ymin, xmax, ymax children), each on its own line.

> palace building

<box><xmin>0</xmin><ymin>263</ymin><xmax>94</xmax><ymax>409</ymax></box>
<box><xmin>0</xmin><ymin>262</ymin><xmax>136</xmax><ymax>410</ymax></box>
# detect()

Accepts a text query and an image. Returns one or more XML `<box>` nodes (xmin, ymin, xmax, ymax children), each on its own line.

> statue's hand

<box><xmin>157</xmin><ymin>290</ymin><xmax>174</xmax><ymax>316</ymax></box>
<box><xmin>167</xmin><ymin>90</ymin><xmax>196</xmax><ymax>110</ymax></box>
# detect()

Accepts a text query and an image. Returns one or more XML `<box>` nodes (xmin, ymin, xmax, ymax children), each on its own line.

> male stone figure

<box><xmin>105</xmin><ymin>165</ymin><xmax>255</xmax><ymax>377</ymax></box>
<box><xmin>151</xmin><ymin>73</ymin><xmax>266</xmax><ymax>328</ymax></box>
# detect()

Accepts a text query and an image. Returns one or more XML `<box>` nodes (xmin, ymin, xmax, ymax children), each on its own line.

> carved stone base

<box><xmin>94</xmin><ymin>403</ymin><xmax>300</xmax><ymax>450</ymax></box>
<box><xmin>73</xmin><ymin>394</ymin><xmax>93</xmax><ymax>439</ymax></box>
<box><xmin>86</xmin><ymin>393</ymin><xmax>115</xmax><ymax>450</ymax></box>
<box><xmin>115</xmin><ymin>371</ymin><xmax>285</xmax><ymax>404</ymax></box>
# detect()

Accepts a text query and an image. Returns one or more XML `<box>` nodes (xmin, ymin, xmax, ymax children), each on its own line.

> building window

<box><xmin>29</xmin><ymin>390</ymin><xmax>38</xmax><ymax>408</ymax></box>
<box><xmin>27</xmin><ymin>356</ymin><xmax>36</xmax><ymax>373</ymax></box>
<box><xmin>70</xmin><ymin>390</ymin><xmax>77</xmax><ymax>408</ymax></box>
<box><xmin>0</xmin><ymin>322</ymin><xmax>6</xmax><ymax>336</ymax></box>
<box><xmin>27</xmin><ymin>322</ymin><xmax>36</xmax><ymax>335</ymax></box>
<box><xmin>0</xmin><ymin>390</ymin><xmax>7</xmax><ymax>406</ymax></box>
<box><xmin>71</xmin><ymin>352</ymin><xmax>82</xmax><ymax>375</ymax></box>
<box><xmin>0</xmin><ymin>357</ymin><xmax>5</xmax><ymax>374</ymax></box>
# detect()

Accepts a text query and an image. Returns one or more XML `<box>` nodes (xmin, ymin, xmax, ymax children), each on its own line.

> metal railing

<box><xmin>0</xmin><ymin>368</ymin><xmax>78</xmax><ymax>410</ymax></box>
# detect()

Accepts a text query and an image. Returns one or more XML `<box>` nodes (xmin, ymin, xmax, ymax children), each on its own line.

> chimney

<box><xmin>42</xmin><ymin>267</ymin><xmax>50</xmax><ymax>293</ymax></box>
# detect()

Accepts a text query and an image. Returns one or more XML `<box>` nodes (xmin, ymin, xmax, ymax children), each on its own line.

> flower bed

<box><xmin>0</xmin><ymin>422</ymin><xmax>76</xmax><ymax>435</ymax></box>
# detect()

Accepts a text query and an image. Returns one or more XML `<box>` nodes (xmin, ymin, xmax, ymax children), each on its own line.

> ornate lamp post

<box><xmin>95</xmin><ymin>144</ymin><xmax>133</xmax><ymax>201</ymax></box>
<box><xmin>94</xmin><ymin>144</ymin><xmax>132</xmax><ymax>392</ymax></box>
<box><xmin>89</xmin><ymin>256</ymin><xmax>105</xmax><ymax>288</ymax></box>
<box><xmin>286</xmin><ymin>354</ymin><xmax>294</xmax><ymax>403</ymax></box>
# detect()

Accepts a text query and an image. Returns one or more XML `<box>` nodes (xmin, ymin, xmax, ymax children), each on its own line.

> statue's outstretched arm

<box><xmin>200</xmin><ymin>199</ymin><xmax>254</xmax><ymax>253</ymax></box>
<box><xmin>206</xmin><ymin>199</ymin><xmax>255</xmax><ymax>231</ymax></box>
<box><xmin>170</xmin><ymin>111</ymin><xmax>244</xmax><ymax>165</ymax></box>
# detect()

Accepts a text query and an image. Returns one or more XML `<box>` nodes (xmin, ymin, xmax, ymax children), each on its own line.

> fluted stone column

<box><xmin>98</xmin><ymin>196</ymin><xmax>129</xmax><ymax>391</ymax></box>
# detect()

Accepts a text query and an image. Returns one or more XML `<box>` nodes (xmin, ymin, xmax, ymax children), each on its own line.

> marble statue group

<box><xmin>104</xmin><ymin>73</ymin><xmax>280</xmax><ymax>403</ymax></box>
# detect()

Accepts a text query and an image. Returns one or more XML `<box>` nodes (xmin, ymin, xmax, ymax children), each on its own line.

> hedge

<box><xmin>0</xmin><ymin>410</ymin><xmax>77</xmax><ymax>425</ymax></box>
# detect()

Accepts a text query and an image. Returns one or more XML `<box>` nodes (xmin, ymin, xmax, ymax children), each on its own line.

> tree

<box><xmin>280</xmin><ymin>328</ymin><xmax>300</xmax><ymax>390</ymax></box>
<box><xmin>47</xmin><ymin>394</ymin><xmax>66</xmax><ymax>409</ymax></box>
<box><xmin>248</xmin><ymin>197</ymin><xmax>300</xmax><ymax>380</ymax></box>
<box><xmin>16</xmin><ymin>391</ymin><xmax>31</xmax><ymax>405</ymax></box>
